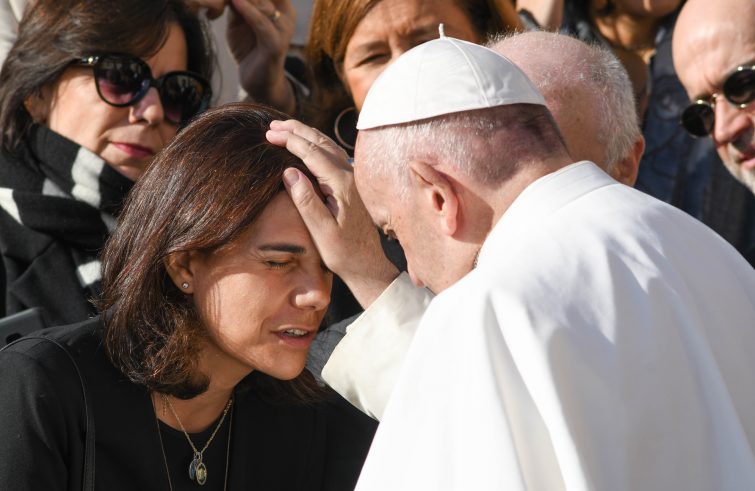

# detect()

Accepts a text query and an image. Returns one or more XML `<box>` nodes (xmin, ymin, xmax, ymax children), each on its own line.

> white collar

<box><xmin>476</xmin><ymin>162</ymin><xmax>617</xmax><ymax>267</ymax></box>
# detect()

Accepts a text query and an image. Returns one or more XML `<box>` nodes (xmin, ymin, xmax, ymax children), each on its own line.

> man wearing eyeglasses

<box><xmin>673</xmin><ymin>0</ymin><xmax>755</xmax><ymax>195</ymax></box>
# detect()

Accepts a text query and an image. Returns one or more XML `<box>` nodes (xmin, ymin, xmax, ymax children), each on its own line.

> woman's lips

<box><xmin>112</xmin><ymin>142</ymin><xmax>155</xmax><ymax>159</ymax></box>
<box><xmin>273</xmin><ymin>329</ymin><xmax>316</xmax><ymax>349</ymax></box>
<box><xmin>739</xmin><ymin>151</ymin><xmax>755</xmax><ymax>171</ymax></box>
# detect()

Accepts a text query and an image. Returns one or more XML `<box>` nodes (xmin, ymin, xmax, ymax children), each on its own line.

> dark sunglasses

<box><xmin>680</xmin><ymin>64</ymin><xmax>755</xmax><ymax>137</ymax></box>
<box><xmin>74</xmin><ymin>53</ymin><xmax>211</xmax><ymax>125</ymax></box>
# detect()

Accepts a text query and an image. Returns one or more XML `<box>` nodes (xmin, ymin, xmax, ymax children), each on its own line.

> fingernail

<box><xmin>283</xmin><ymin>168</ymin><xmax>299</xmax><ymax>186</ymax></box>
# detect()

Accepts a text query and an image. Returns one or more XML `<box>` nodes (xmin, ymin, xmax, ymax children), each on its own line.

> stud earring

<box><xmin>181</xmin><ymin>282</ymin><xmax>189</xmax><ymax>289</ymax></box>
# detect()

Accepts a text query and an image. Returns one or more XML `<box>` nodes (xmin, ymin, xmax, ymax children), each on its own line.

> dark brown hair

<box><xmin>0</xmin><ymin>0</ymin><xmax>214</xmax><ymax>157</ymax></box>
<box><xmin>304</xmin><ymin>0</ymin><xmax>522</xmax><ymax>132</ymax></box>
<box><xmin>99</xmin><ymin>103</ymin><xmax>323</xmax><ymax>401</ymax></box>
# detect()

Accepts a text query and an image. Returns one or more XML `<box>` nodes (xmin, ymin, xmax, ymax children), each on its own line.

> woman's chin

<box><xmin>259</xmin><ymin>357</ymin><xmax>307</xmax><ymax>381</ymax></box>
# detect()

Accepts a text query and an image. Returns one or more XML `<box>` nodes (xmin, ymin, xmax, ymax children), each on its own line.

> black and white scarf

<box><xmin>0</xmin><ymin>125</ymin><xmax>133</xmax><ymax>324</ymax></box>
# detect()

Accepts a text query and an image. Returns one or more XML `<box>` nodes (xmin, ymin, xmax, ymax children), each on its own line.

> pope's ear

<box><xmin>164</xmin><ymin>250</ymin><xmax>200</xmax><ymax>294</ymax></box>
<box><xmin>408</xmin><ymin>160</ymin><xmax>459</xmax><ymax>237</ymax></box>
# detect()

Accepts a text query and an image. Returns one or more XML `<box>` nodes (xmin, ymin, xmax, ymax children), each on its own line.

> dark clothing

<box><xmin>0</xmin><ymin>126</ymin><xmax>132</xmax><ymax>325</ymax></box>
<box><xmin>0</xmin><ymin>317</ymin><xmax>376</xmax><ymax>490</ymax></box>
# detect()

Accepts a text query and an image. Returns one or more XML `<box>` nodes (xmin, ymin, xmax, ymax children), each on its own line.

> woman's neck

<box><xmin>154</xmin><ymin>344</ymin><xmax>251</xmax><ymax>433</ymax></box>
<box><xmin>154</xmin><ymin>387</ymin><xmax>233</xmax><ymax>434</ymax></box>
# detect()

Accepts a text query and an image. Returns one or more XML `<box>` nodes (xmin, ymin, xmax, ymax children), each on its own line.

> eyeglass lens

<box><xmin>92</xmin><ymin>55</ymin><xmax>207</xmax><ymax>124</ymax></box>
<box><xmin>681</xmin><ymin>66</ymin><xmax>755</xmax><ymax>137</ymax></box>
<box><xmin>724</xmin><ymin>67</ymin><xmax>755</xmax><ymax>106</ymax></box>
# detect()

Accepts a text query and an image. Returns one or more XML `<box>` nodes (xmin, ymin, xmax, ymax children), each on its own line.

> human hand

<box><xmin>227</xmin><ymin>0</ymin><xmax>296</xmax><ymax>114</ymax></box>
<box><xmin>266</xmin><ymin>119</ymin><xmax>400</xmax><ymax>308</ymax></box>
<box><xmin>188</xmin><ymin>0</ymin><xmax>229</xmax><ymax>20</ymax></box>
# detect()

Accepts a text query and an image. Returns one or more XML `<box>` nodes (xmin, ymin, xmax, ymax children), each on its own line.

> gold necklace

<box><xmin>161</xmin><ymin>393</ymin><xmax>233</xmax><ymax>486</ymax></box>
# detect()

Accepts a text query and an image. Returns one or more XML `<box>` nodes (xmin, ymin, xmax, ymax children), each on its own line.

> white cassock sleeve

<box><xmin>322</xmin><ymin>272</ymin><xmax>433</xmax><ymax>420</ymax></box>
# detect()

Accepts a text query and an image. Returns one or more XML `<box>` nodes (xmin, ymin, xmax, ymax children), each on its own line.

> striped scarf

<box><xmin>0</xmin><ymin>125</ymin><xmax>133</xmax><ymax>325</ymax></box>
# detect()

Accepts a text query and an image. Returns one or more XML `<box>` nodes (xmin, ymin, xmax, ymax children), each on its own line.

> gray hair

<box><xmin>356</xmin><ymin>104</ymin><xmax>567</xmax><ymax>197</ymax></box>
<box><xmin>490</xmin><ymin>31</ymin><xmax>641</xmax><ymax>173</ymax></box>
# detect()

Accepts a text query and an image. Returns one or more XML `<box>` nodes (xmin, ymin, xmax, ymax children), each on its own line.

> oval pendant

<box><xmin>196</xmin><ymin>462</ymin><xmax>208</xmax><ymax>485</ymax></box>
<box><xmin>189</xmin><ymin>458</ymin><xmax>197</xmax><ymax>481</ymax></box>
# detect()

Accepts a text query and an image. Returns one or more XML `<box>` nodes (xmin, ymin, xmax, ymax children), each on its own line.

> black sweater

<box><xmin>0</xmin><ymin>317</ymin><xmax>376</xmax><ymax>490</ymax></box>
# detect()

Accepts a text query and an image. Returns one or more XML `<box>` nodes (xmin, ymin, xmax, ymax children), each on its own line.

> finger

<box><xmin>230</xmin><ymin>0</ymin><xmax>292</xmax><ymax>35</ymax></box>
<box><xmin>270</xmin><ymin>119</ymin><xmax>351</xmax><ymax>164</ymax></box>
<box><xmin>267</xmin><ymin>130</ymin><xmax>352</xmax><ymax>180</ymax></box>
<box><xmin>283</xmin><ymin>168</ymin><xmax>340</xmax><ymax>240</ymax></box>
<box><xmin>205</xmin><ymin>0</ymin><xmax>230</xmax><ymax>19</ymax></box>
<box><xmin>194</xmin><ymin>0</ymin><xmax>230</xmax><ymax>16</ymax></box>
<box><xmin>271</xmin><ymin>0</ymin><xmax>295</xmax><ymax>15</ymax></box>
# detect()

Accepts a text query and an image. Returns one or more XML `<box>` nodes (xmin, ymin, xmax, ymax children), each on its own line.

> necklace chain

<box><xmin>162</xmin><ymin>394</ymin><xmax>233</xmax><ymax>455</ymax></box>
<box><xmin>158</xmin><ymin>393</ymin><xmax>233</xmax><ymax>486</ymax></box>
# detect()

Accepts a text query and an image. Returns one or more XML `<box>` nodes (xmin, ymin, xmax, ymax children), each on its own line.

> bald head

<box><xmin>673</xmin><ymin>0</ymin><xmax>755</xmax><ymax>193</ymax></box>
<box><xmin>490</xmin><ymin>31</ymin><xmax>643</xmax><ymax>185</ymax></box>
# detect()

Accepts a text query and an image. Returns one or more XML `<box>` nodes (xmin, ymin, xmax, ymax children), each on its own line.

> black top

<box><xmin>0</xmin><ymin>317</ymin><xmax>377</xmax><ymax>490</ymax></box>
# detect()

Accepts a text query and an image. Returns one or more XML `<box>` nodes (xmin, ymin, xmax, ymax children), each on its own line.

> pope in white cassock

<box><xmin>267</xmin><ymin>34</ymin><xmax>755</xmax><ymax>491</ymax></box>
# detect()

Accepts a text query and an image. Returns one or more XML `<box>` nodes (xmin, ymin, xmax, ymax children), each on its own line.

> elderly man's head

<box><xmin>673</xmin><ymin>0</ymin><xmax>755</xmax><ymax>193</ymax></box>
<box><xmin>354</xmin><ymin>37</ymin><xmax>572</xmax><ymax>292</ymax></box>
<box><xmin>491</xmin><ymin>31</ymin><xmax>644</xmax><ymax>185</ymax></box>
<box><xmin>355</xmin><ymin>102</ymin><xmax>569</xmax><ymax>291</ymax></box>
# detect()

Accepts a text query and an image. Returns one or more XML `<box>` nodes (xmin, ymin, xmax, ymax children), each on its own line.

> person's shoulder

<box><xmin>2</xmin><ymin>316</ymin><xmax>103</xmax><ymax>362</ymax></box>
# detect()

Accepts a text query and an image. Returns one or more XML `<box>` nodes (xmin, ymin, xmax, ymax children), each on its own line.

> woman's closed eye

<box><xmin>265</xmin><ymin>259</ymin><xmax>293</xmax><ymax>270</ymax></box>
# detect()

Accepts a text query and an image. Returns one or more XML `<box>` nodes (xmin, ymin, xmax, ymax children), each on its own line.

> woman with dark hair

<box><xmin>0</xmin><ymin>0</ymin><xmax>213</xmax><ymax>325</ymax></box>
<box><xmin>0</xmin><ymin>103</ymin><xmax>376</xmax><ymax>490</ymax></box>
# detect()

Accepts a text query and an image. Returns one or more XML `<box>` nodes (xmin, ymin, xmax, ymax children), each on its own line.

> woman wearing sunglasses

<box><xmin>0</xmin><ymin>102</ymin><xmax>376</xmax><ymax>490</ymax></box>
<box><xmin>0</xmin><ymin>0</ymin><xmax>213</xmax><ymax>326</ymax></box>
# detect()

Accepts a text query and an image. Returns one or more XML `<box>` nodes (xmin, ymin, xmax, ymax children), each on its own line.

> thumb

<box><xmin>283</xmin><ymin>168</ymin><xmax>337</xmax><ymax>236</ymax></box>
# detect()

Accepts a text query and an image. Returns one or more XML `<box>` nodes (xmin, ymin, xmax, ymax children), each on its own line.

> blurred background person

<box><xmin>0</xmin><ymin>0</ymin><xmax>213</xmax><ymax>325</ymax></box>
<box><xmin>672</xmin><ymin>0</ymin><xmax>755</xmax><ymax>265</ymax></box>
<box><xmin>0</xmin><ymin>103</ymin><xmax>376</xmax><ymax>490</ymax></box>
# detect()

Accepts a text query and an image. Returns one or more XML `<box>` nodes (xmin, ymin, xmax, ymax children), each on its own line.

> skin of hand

<box><xmin>266</xmin><ymin>119</ymin><xmax>400</xmax><ymax>308</ymax></box>
<box><xmin>515</xmin><ymin>0</ymin><xmax>564</xmax><ymax>30</ymax></box>
<box><xmin>227</xmin><ymin>0</ymin><xmax>297</xmax><ymax>114</ymax></box>
<box><xmin>188</xmin><ymin>0</ymin><xmax>230</xmax><ymax>20</ymax></box>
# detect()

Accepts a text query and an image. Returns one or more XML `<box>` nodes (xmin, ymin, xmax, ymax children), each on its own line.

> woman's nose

<box><xmin>293</xmin><ymin>270</ymin><xmax>332</xmax><ymax>311</ymax></box>
<box><xmin>129</xmin><ymin>86</ymin><xmax>165</xmax><ymax>125</ymax></box>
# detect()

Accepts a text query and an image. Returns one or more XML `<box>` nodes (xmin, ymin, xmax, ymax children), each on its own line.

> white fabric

<box><xmin>0</xmin><ymin>0</ymin><xmax>25</xmax><ymax>66</ymax></box>
<box><xmin>75</xmin><ymin>260</ymin><xmax>102</xmax><ymax>288</ymax></box>
<box><xmin>0</xmin><ymin>188</ymin><xmax>20</xmax><ymax>223</ymax></box>
<box><xmin>356</xmin><ymin>35</ymin><xmax>545</xmax><ymax>130</ymax></box>
<box><xmin>355</xmin><ymin>161</ymin><xmax>755</xmax><ymax>491</ymax></box>
<box><xmin>323</xmin><ymin>272</ymin><xmax>432</xmax><ymax>419</ymax></box>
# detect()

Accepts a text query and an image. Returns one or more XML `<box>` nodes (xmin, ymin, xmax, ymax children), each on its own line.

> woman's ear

<box><xmin>23</xmin><ymin>87</ymin><xmax>51</xmax><ymax>123</ymax></box>
<box><xmin>164</xmin><ymin>251</ymin><xmax>199</xmax><ymax>294</ymax></box>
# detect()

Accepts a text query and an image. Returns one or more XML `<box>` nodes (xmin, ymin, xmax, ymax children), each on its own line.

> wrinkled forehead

<box><xmin>674</xmin><ymin>18</ymin><xmax>755</xmax><ymax>99</ymax></box>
